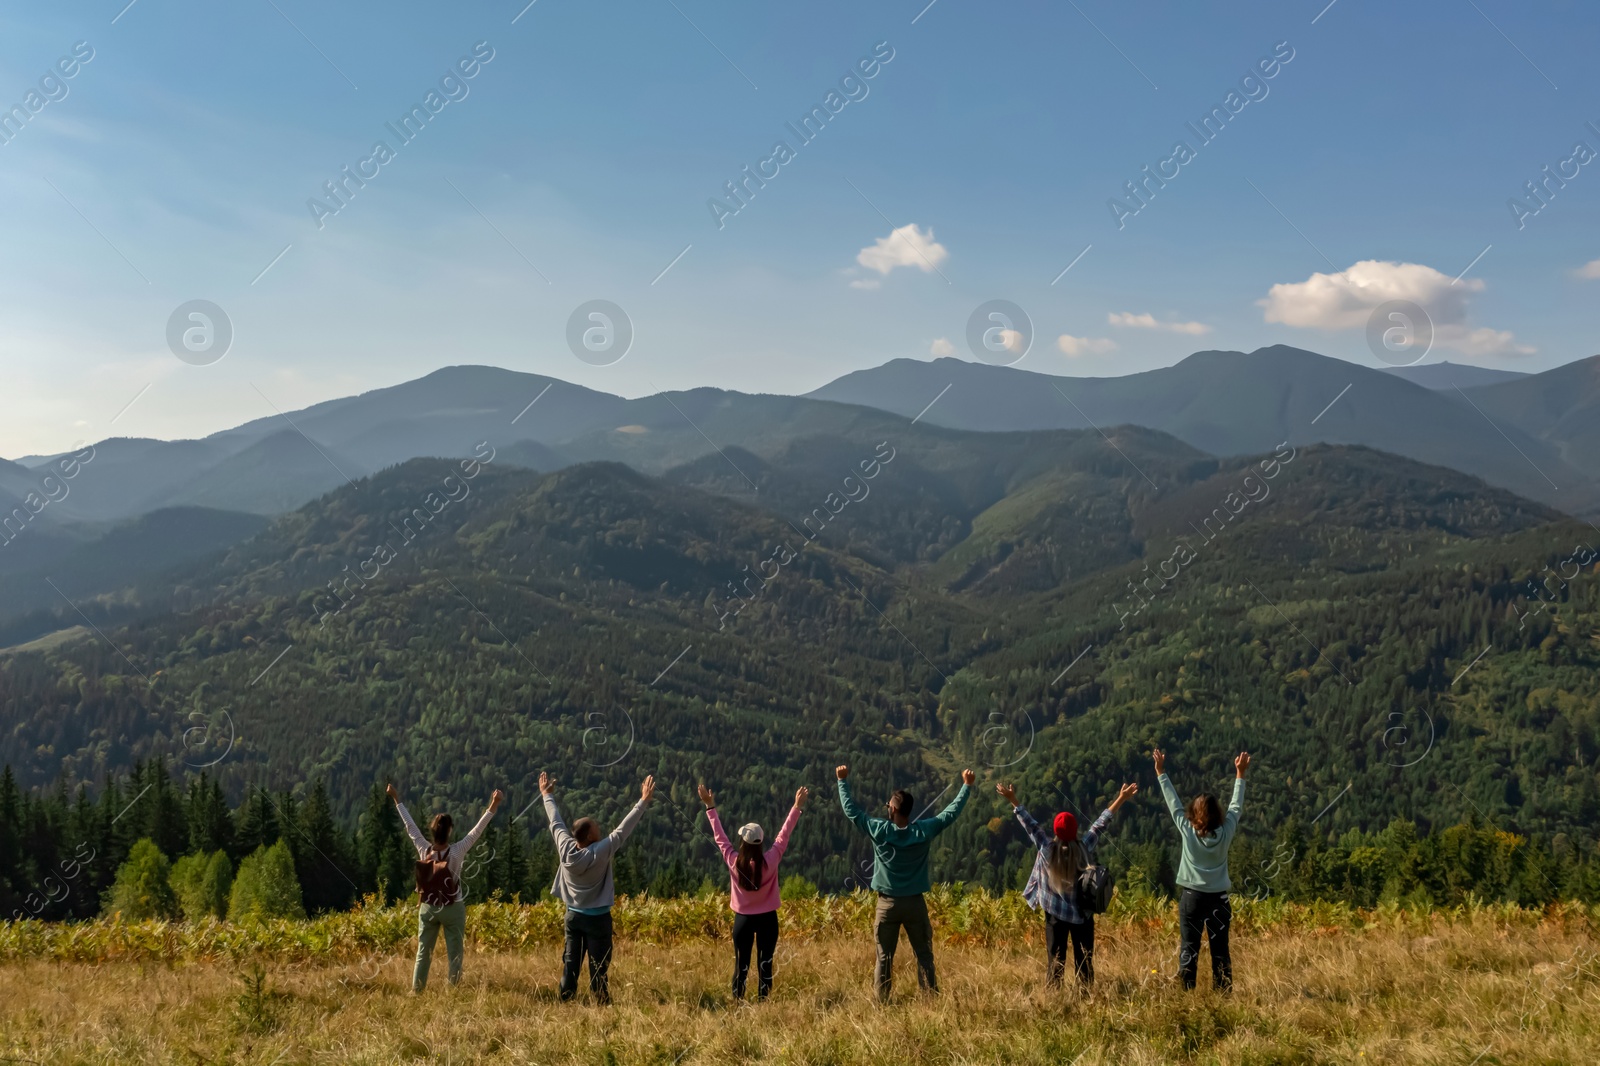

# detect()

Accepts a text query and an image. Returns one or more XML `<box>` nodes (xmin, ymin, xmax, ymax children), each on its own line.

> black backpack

<box><xmin>1075</xmin><ymin>858</ymin><xmax>1113</xmax><ymax>915</ymax></box>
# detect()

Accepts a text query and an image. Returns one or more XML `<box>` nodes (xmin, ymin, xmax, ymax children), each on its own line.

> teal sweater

<box><xmin>837</xmin><ymin>779</ymin><xmax>970</xmax><ymax>895</ymax></box>
<box><xmin>1158</xmin><ymin>774</ymin><xmax>1245</xmax><ymax>893</ymax></box>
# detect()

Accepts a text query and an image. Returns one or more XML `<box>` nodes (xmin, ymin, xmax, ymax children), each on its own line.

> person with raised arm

<box><xmin>1154</xmin><ymin>747</ymin><xmax>1249</xmax><ymax>992</ymax></box>
<box><xmin>386</xmin><ymin>782</ymin><xmax>504</xmax><ymax>993</ymax></box>
<box><xmin>696</xmin><ymin>782</ymin><xmax>808</xmax><ymax>1000</ymax></box>
<box><xmin>836</xmin><ymin>764</ymin><xmax>974</xmax><ymax>1000</ymax></box>
<box><xmin>540</xmin><ymin>771</ymin><xmax>654</xmax><ymax>1005</ymax></box>
<box><xmin>996</xmin><ymin>779</ymin><xmax>1138</xmax><ymax>988</ymax></box>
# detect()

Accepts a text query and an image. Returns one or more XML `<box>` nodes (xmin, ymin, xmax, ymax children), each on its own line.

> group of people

<box><xmin>386</xmin><ymin>747</ymin><xmax>1251</xmax><ymax>1000</ymax></box>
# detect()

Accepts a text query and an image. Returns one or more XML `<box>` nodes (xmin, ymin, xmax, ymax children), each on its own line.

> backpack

<box><xmin>415</xmin><ymin>846</ymin><xmax>457</xmax><ymax>907</ymax></box>
<box><xmin>1075</xmin><ymin>860</ymin><xmax>1113</xmax><ymax>915</ymax></box>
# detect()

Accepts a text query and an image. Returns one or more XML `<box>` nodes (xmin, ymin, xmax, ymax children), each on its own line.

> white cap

<box><xmin>738</xmin><ymin>822</ymin><xmax>764</xmax><ymax>845</ymax></box>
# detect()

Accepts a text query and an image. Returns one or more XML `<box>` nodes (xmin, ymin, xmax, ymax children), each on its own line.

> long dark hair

<box><xmin>1187</xmin><ymin>793</ymin><xmax>1223</xmax><ymax>837</ymax></box>
<box><xmin>735</xmin><ymin>840</ymin><xmax>766</xmax><ymax>892</ymax></box>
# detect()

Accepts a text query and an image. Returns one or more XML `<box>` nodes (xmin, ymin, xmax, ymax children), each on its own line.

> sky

<box><xmin>1</xmin><ymin>0</ymin><xmax>1598</xmax><ymax>457</ymax></box>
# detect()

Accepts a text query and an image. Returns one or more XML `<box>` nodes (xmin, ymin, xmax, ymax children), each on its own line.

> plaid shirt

<box><xmin>1017</xmin><ymin>805</ymin><xmax>1112</xmax><ymax>924</ymax></box>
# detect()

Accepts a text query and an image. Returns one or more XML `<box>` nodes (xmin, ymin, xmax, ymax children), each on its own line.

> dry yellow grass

<box><xmin>2</xmin><ymin>903</ymin><xmax>1595</xmax><ymax>1065</ymax></box>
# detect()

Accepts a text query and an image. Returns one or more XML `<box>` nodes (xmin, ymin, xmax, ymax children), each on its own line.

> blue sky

<box><xmin>2</xmin><ymin>0</ymin><xmax>1598</xmax><ymax>455</ymax></box>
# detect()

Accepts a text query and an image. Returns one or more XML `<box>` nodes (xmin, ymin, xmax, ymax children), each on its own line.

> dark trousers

<box><xmin>560</xmin><ymin>909</ymin><xmax>614</xmax><ymax>1003</ymax></box>
<box><xmin>1178</xmin><ymin>889</ymin><xmax>1232</xmax><ymax>991</ymax></box>
<box><xmin>1044</xmin><ymin>912</ymin><xmax>1095</xmax><ymax>986</ymax></box>
<box><xmin>731</xmin><ymin>909</ymin><xmax>779</xmax><ymax>999</ymax></box>
<box><xmin>874</xmin><ymin>893</ymin><xmax>937</xmax><ymax>1000</ymax></box>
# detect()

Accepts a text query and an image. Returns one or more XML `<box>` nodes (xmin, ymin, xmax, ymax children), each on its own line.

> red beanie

<box><xmin>1053</xmin><ymin>811</ymin><xmax>1078</xmax><ymax>841</ymax></box>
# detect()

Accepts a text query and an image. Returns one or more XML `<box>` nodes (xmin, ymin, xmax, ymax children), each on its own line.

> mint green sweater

<box><xmin>838</xmin><ymin>780</ymin><xmax>970</xmax><ymax>895</ymax></box>
<box><xmin>1158</xmin><ymin>774</ymin><xmax>1245</xmax><ymax>893</ymax></box>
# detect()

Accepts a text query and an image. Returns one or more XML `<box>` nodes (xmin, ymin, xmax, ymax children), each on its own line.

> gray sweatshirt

<box><xmin>544</xmin><ymin>792</ymin><xmax>648</xmax><ymax>912</ymax></box>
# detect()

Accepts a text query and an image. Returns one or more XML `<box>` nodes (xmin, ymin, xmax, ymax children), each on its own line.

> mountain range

<box><xmin>1</xmin><ymin>409</ymin><xmax>1594</xmax><ymax>891</ymax></box>
<box><xmin>2</xmin><ymin>344</ymin><xmax>1597</xmax><ymax>646</ymax></box>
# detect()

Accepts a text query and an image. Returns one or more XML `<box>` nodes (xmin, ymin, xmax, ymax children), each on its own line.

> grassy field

<box><xmin>3</xmin><ymin>893</ymin><xmax>1596</xmax><ymax>1064</ymax></box>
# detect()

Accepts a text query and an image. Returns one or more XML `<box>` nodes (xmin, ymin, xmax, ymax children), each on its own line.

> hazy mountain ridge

<box><xmin>10</xmin><ymin>348</ymin><xmax>1600</xmax><ymax>527</ymax></box>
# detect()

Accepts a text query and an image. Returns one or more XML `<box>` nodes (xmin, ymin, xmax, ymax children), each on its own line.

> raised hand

<box><xmin>961</xmin><ymin>768</ymin><xmax>976</xmax><ymax>786</ymax></box>
<box><xmin>1153</xmin><ymin>748</ymin><xmax>1167</xmax><ymax>775</ymax></box>
<box><xmin>697</xmin><ymin>783</ymin><xmax>715</xmax><ymax>808</ymax></box>
<box><xmin>489</xmin><ymin>789</ymin><xmax>505</xmax><ymax>812</ymax></box>
<box><xmin>794</xmin><ymin>786</ymin><xmax>810</xmax><ymax>809</ymax></box>
<box><xmin>641</xmin><ymin>775</ymin><xmax>656</xmax><ymax>803</ymax></box>
<box><xmin>1111</xmin><ymin>782</ymin><xmax>1139</xmax><ymax>811</ymax></box>
<box><xmin>996</xmin><ymin>782</ymin><xmax>1018</xmax><ymax>807</ymax></box>
<box><xmin>538</xmin><ymin>772</ymin><xmax>555</xmax><ymax>796</ymax></box>
<box><xmin>835</xmin><ymin>765</ymin><xmax>849</xmax><ymax>780</ymax></box>
<box><xmin>1235</xmin><ymin>751</ymin><xmax>1252</xmax><ymax>777</ymax></box>
<box><xmin>385</xmin><ymin>783</ymin><xmax>399</xmax><ymax>802</ymax></box>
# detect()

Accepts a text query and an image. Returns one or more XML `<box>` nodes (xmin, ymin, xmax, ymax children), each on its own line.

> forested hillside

<box><xmin>1</xmin><ymin>420</ymin><xmax>1597</xmax><ymax>916</ymax></box>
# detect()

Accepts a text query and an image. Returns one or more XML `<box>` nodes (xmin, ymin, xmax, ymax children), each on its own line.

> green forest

<box><xmin>2</xmin><ymin>419</ymin><xmax>1597</xmax><ymax>921</ymax></box>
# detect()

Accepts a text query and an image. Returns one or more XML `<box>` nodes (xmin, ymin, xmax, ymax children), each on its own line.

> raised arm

<box><xmin>592</xmin><ymin>775</ymin><xmax>654</xmax><ymax>862</ymax></box>
<box><xmin>836</xmin><ymin>766</ymin><xmax>872</xmax><ymax>835</ymax></box>
<box><xmin>922</xmin><ymin>770</ymin><xmax>976</xmax><ymax>837</ymax></box>
<box><xmin>539</xmin><ymin>774</ymin><xmax>583</xmax><ymax>865</ymax></box>
<box><xmin>389</xmin><ymin>786</ymin><xmax>430</xmax><ymax>857</ymax></box>
<box><xmin>701</xmin><ymin>785</ymin><xmax>738</xmax><ymax>870</ymax></box>
<box><xmin>997</xmin><ymin>782</ymin><xmax>1051</xmax><ymax>849</ymax></box>
<box><xmin>1088</xmin><ymin>782</ymin><xmax>1137</xmax><ymax>842</ymax></box>
<box><xmin>457</xmin><ymin>789</ymin><xmax>504</xmax><ymax>856</ymax></box>
<box><xmin>1154</xmin><ymin>750</ymin><xmax>1187</xmax><ymax>828</ymax></box>
<box><xmin>1222</xmin><ymin>754</ymin><xmax>1248</xmax><ymax>837</ymax></box>
<box><xmin>769</xmin><ymin>788</ymin><xmax>807</xmax><ymax>862</ymax></box>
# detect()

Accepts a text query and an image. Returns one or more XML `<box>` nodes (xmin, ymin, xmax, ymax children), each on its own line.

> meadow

<box><xmin>3</xmin><ymin>890</ymin><xmax>1596</xmax><ymax>1065</ymax></box>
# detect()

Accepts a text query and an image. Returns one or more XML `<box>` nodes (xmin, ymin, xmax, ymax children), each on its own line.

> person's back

<box><xmin>698</xmin><ymin>782</ymin><xmax>808</xmax><ymax>999</ymax></box>
<box><xmin>386</xmin><ymin>782</ymin><xmax>503</xmax><ymax>993</ymax></box>
<box><xmin>540</xmin><ymin>771</ymin><xmax>654</xmax><ymax>1003</ymax></box>
<box><xmin>836</xmin><ymin>764</ymin><xmax>974</xmax><ymax>999</ymax></box>
<box><xmin>1153</xmin><ymin>748</ymin><xmax>1249</xmax><ymax>992</ymax></box>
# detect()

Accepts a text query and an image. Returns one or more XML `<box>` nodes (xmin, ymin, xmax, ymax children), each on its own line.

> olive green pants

<box><xmin>413</xmin><ymin>900</ymin><xmax>466</xmax><ymax>992</ymax></box>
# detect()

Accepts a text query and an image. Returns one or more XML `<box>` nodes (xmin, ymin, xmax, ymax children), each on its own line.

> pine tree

<box><xmin>143</xmin><ymin>760</ymin><xmax>187</xmax><ymax>860</ymax></box>
<box><xmin>105</xmin><ymin>838</ymin><xmax>178</xmax><ymax>920</ymax></box>
<box><xmin>233</xmin><ymin>787</ymin><xmax>279</xmax><ymax>859</ymax></box>
<box><xmin>294</xmin><ymin>779</ymin><xmax>357</xmax><ymax>914</ymax></box>
<box><xmin>228</xmin><ymin>840</ymin><xmax>306</xmax><ymax>921</ymax></box>
<box><xmin>356</xmin><ymin>784</ymin><xmax>412</xmax><ymax>904</ymax></box>
<box><xmin>186</xmin><ymin>774</ymin><xmax>235</xmax><ymax>856</ymax></box>
<box><xmin>0</xmin><ymin>766</ymin><xmax>25</xmax><ymax>914</ymax></box>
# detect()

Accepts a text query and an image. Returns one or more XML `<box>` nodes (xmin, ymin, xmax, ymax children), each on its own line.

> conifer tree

<box><xmin>228</xmin><ymin>840</ymin><xmax>306</xmax><ymax>921</ymax></box>
<box><xmin>105</xmin><ymin>838</ymin><xmax>178</xmax><ymax>920</ymax></box>
<box><xmin>355</xmin><ymin>783</ymin><xmax>411</xmax><ymax>904</ymax></box>
<box><xmin>294</xmin><ymin>779</ymin><xmax>357</xmax><ymax>914</ymax></box>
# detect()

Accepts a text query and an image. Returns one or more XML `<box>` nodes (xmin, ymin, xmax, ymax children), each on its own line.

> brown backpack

<box><xmin>415</xmin><ymin>846</ymin><xmax>457</xmax><ymax>906</ymax></box>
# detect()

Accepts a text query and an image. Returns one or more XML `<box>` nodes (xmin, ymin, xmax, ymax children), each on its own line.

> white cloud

<box><xmin>1577</xmin><ymin>258</ymin><xmax>1600</xmax><ymax>279</ymax></box>
<box><xmin>1259</xmin><ymin>259</ymin><xmax>1534</xmax><ymax>358</ymax></box>
<box><xmin>1107</xmin><ymin>311</ymin><xmax>1212</xmax><ymax>336</ymax></box>
<box><xmin>930</xmin><ymin>337</ymin><xmax>955</xmax><ymax>356</ymax></box>
<box><xmin>1057</xmin><ymin>335</ymin><xmax>1117</xmax><ymax>357</ymax></box>
<box><xmin>849</xmin><ymin>277</ymin><xmax>881</xmax><ymax>290</ymax></box>
<box><xmin>998</xmin><ymin>329</ymin><xmax>1025</xmax><ymax>353</ymax></box>
<box><xmin>856</xmin><ymin>223</ymin><xmax>949</xmax><ymax>276</ymax></box>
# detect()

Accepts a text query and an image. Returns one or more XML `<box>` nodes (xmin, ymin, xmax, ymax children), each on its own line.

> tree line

<box><xmin>7</xmin><ymin>759</ymin><xmax>1599</xmax><ymax>924</ymax></box>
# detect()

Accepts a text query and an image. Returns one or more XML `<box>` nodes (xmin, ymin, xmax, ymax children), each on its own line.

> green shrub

<box><xmin>780</xmin><ymin>873</ymin><xmax>819</xmax><ymax>900</ymax></box>
<box><xmin>173</xmin><ymin>850</ymin><xmax>233</xmax><ymax>922</ymax></box>
<box><xmin>228</xmin><ymin>841</ymin><xmax>306</xmax><ymax>922</ymax></box>
<box><xmin>104</xmin><ymin>839</ymin><xmax>178</xmax><ymax>921</ymax></box>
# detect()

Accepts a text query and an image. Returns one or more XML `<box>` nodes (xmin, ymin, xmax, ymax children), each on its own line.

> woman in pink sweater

<box><xmin>696</xmin><ymin>782</ymin><xmax>808</xmax><ymax>1000</ymax></box>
